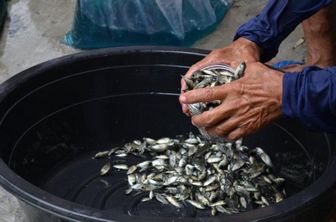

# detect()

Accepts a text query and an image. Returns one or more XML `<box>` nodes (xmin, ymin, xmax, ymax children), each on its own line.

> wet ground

<box><xmin>0</xmin><ymin>0</ymin><xmax>307</xmax><ymax>221</ymax></box>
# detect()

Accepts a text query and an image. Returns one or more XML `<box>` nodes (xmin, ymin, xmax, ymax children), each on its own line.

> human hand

<box><xmin>181</xmin><ymin>37</ymin><xmax>261</xmax><ymax>115</ymax></box>
<box><xmin>179</xmin><ymin>62</ymin><xmax>284</xmax><ymax>140</ymax></box>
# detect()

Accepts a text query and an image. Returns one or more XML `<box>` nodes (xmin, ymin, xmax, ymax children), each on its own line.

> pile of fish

<box><xmin>94</xmin><ymin>132</ymin><xmax>286</xmax><ymax>216</ymax></box>
<box><xmin>183</xmin><ymin>63</ymin><xmax>245</xmax><ymax>115</ymax></box>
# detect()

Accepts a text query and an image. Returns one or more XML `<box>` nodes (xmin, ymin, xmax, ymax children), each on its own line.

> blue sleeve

<box><xmin>234</xmin><ymin>0</ymin><xmax>333</xmax><ymax>62</ymax></box>
<box><xmin>282</xmin><ymin>67</ymin><xmax>336</xmax><ymax>132</ymax></box>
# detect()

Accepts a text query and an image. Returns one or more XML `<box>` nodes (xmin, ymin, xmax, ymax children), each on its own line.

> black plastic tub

<box><xmin>0</xmin><ymin>47</ymin><xmax>335</xmax><ymax>222</ymax></box>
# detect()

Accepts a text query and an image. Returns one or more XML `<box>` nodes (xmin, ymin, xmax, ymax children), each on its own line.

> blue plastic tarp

<box><xmin>64</xmin><ymin>0</ymin><xmax>232</xmax><ymax>49</ymax></box>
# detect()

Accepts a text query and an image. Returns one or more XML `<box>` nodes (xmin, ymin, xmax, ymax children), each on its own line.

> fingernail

<box><xmin>179</xmin><ymin>95</ymin><xmax>187</xmax><ymax>103</ymax></box>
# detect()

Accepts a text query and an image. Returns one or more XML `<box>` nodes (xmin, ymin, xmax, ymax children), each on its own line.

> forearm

<box><xmin>234</xmin><ymin>0</ymin><xmax>333</xmax><ymax>62</ymax></box>
<box><xmin>282</xmin><ymin>66</ymin><xmax>336</xmax><ymax>132</ymax></box>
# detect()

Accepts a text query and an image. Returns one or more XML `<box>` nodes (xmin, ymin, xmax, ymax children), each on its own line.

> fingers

<box><xmin>180</xmin><ymin>49</ymin><xmax>236</xmax><ymax>116</ymax></box>
<box><xmin>180</xmin><ymin>77</ymin><xmax>190</xmax><ymax>115</ymax></box>
<box><xmin>204</xmin><ymin>117</ymin><xmax>245</xmax><ymax>141</ymax></box>
<box><xmin>179</xmin><ymin>83</ymin><xmax>235</xmax><ymax>104</ymax></box>
<box><xmin>180</xmin><ymin>76</ymin><xmax>187</xmax><ymax>92</ymax></box>
<box><xmin>205</xmin><ymin>116</ymin><xmax>241</xmax><ymax>137</ymax></box>
<box><xmin>191</xmin><ymin>102</ymin><xmax>235</xmax><ymax>128</ymax></box>
<box><xmin>180</xmin><ymin>59</ymin><xmax>212</xmax><ymax>115</ymax></box>
<box><xmin>226</xmin><ymin>128</ymin><xmax>245</xmax><ymax>141</ymax></box>
<box><xmin>182</xmin><ymin>104</ymin><xmax>191</xmax><ymax>117</ymax></box>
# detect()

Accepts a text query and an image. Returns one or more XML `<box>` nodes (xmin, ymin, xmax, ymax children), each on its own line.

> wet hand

<box><xmin>180</xmin><ymin>37</ymin><xmax>261</xmax><ymax>115</ymax></box>
<box><xmin>179</xmin><ymin>62</ymin><xmax>284</xmax><ymax>140</ymax></box>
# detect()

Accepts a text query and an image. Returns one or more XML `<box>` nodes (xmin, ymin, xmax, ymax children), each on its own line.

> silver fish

<box><xmin>187</xmin><ymin>199</ymin><xmax>205</xmax><ymax>209</ymax></box>
<box><xmin>203</xmin><ymin>176</ymin><xmax>217</xmax><ymax>186</ymax></box>
<box><xmin>94</xmin><ymin>151</ymin><xmax>109</xmax><ymax>159</ymax></box>
<box><xmin>151</xmin><ymin>144</ymin><xmax>169</xmax><ymax>152</ymax></box>
<box><xmin>155</xmin><ymin>193</ymin><xmax>168</xmax><ymax>205</ymax></box>
<box><xmin>100</xmin><ymin>162</ymin><xmax>111</xmax><ymax>176</ymax></box>
<box><xmin>166</xmin><ymin>196</ymin><xmax>182</xmax><ymax>208</ymax></box>
<box><xmin>127</xmin><ymin>165</ymin><xmax>137</xmax><ymax>174</ymax></box>
<box><xmin>94</xmin><ymin>132</ymin><xmax>285</xmax><ymax>215</ymax></box>
<box><xmin>113</xmin><ymin>164</ymin><xmax>128</xmax><ymax>170</ymax></box>
<box><xmin>156</xmin><ymin>137</ymin><xmax>171</xmax><ymax>144</ymax></box>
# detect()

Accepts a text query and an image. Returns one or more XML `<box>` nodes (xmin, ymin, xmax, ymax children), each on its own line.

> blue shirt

<box><xmin>234</xmin><ymin>0</ymin><xmax>336</xmax><ymax>132</ymax></box>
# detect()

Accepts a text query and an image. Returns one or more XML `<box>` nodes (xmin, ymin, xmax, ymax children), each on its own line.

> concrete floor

<box><xmin>0</xmin><ymin>0</ymin><xmax>307</xmax><ymax>221</ymax></box>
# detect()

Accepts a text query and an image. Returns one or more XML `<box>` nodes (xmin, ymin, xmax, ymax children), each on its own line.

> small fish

<box><xmin>203</xmin><ymin>176</ymin><xmax>217</xmax><ymax>186</ymax></box>
<box><xmin>94</xmin><ymin>151</ymin><xmax>109</xmax><ymax>159</ymax></box>
<box><xmin>148</xmin><ymin>179</ymin><xmax>162</xmax><ymax>186</ymax></box>
<box><xmin>155</xmin><ymin>155</ymin><xmax>169</xmax><ymax>159</ymax></box>
<box><xmin>152</xmin><ymin>159</ymin><xmax>166</xmax><ymax>167</ymax></box>
<box><xmin>201</xmin><ymin>69</ymin><xmax>217</xmax><ymax>76</ymax></box>
<box><xmin>127</xmin><ymin>165</ymin><xmax>137</xmax><ymax>174</ymax></box>
<box><xmin>100</xmin><ymin>162</ymin><xmax>111</xmax><ymax>176</ymax></box>
<box><xmin>113</xmin><ymin>164</ymin><xmax>128</xmax><ymax>170</ymax></box>
<box><xmin>144</xmin><ymin>137</ymin><xmax>156</xmax><ymax>145</ymax></box>
<box><xmin>185</xmin><ymin>164</ymin><xmax>194</xmax><ymax>176</ymax></box>
<box><xmin>115</xmin><ymin>153</ymin><xmax>128</xmax><ymax>158</ymax></box>
<box><xmin>141</xmin><ymin>197</ymin><xmax>151</xmax><ymax>202</ymax></box>
<box><xmin>273</xmin><ymin>177</ymin><xmax>286</xmax><ymax>184</ymax></box>
<box><xmin>166</xmin><ymin>196</ymin><xmax>182</xmax><ymax>208</ymax></box>
<box><xmin>212</xmin><ymin>164</ymin><xmax>224</xmax><ymax>175</ymax></box>
<box><xmin>133</xmin><ymin>140</ymin><xmax>142</xmax><ymax>146</ymax></box>
<box><xmin>261</xmin><ymin>196</ymin><xmax>270</xmax><ymax>206</ymax></box>
<box><xmin>211</xmin><ymin>207</ymin><xmax>217</xmax><ymax>216</ymax></box>
<box><xmin>189</xmin><ymin>179</ymin><xmax>203</xmax><ymax>187</ymax></box>
<box><xmin>128</xmin><ymin>174</ymin><xmax>136</xmax><ymax>186</ymax></box>
<box><xmin>181</xmin><ymin>76</ymin><xmax>195</xmax><ymax>90</ymax></box>
<box><xmin>196</xmin><ymin>193</ymin><xmax>210</xmax><ymax>206</ymax></box>
<box><xmin>185</xmin><ymin>138</ymin><xmax>199</xmax><ymax>144</ymax></box>
<box><xmin>207</xmin><ymin>156</ymin><xmax>222</xmax><ymax>163</ymax></box>
<box><xmin>125</xmin><ymin>187</ymin><xmax>132</xmax><ymax>195</ymax></box>
<box><xmin>93</xmin><ymin>132</ymin><xmax>285</xmax><ymax>214</ymax></box>
<box><xmin>218</xmin><ymin>156</ymin><xmax>228</xmax><ymax>168</ymax></box>
<box><xmin>178</xmin><ymin>157</ymin><xmax>187</xmax><ymax>168</ymax></box>
<box><xmin>155</xmin><ymin>193</ymin><xmax>168</xmax><ymax>205</ymax></box>
<box><xmin>255</xmin><ymin>147</ymin><xmax>273</xmax><ymax>167</ymax></box>
<box><xmin>209</xmin><ymin>191</ymin><xmax>219</xmax><ymax>202</ymax></box>
<box><xmin>215</xmin><ymin>206</ymin><xmax>227</xmax><ymax>214</ymax></box>
<box><xmin>137</xmin><ymin>161</ymin><xmax>151</xmax><ymax>169</ymax></box>
<box><xmin>132</xmin><ymin>184</ymin><xmax>143</xmax><ymax>190</ymax></box>
<box><xmin>205</xmin><ymin>184</ymin><xmax>219</xmax><ymax>192</ymax></box>
<box><xmin>108</xmin><ymin>147</ymin><xmax>119</xmax><ymax>156</ymax></box>
<box><xmin>149</xmin><ymin>190</ymin><xmax>154</xmax><ymax>199</ymax></box>
<box><xmin>254</xmin><ymin>192</ymin><xmax>261</xmax><ymax>200</ymax></box>
<box><xmin>156</xmin><ymin>137</ymin><xmax>171</xmax><ymax>144</ymax></box>
<box><xmin>198</xmin><ymin>170</ymin><xmax>207</xmax><ymax>181</ymax></box>
<box><xmin>275</xmin><ymin>192</ymin><xmax>284</xmax><ymax>203</ymax></box>
<box><xmin>231</xmin><ymin>159</ymin><xmax>245</xmax><ymax>171</ymax></box>
<box><xmin>210</xmin><ymin>200</ymin><xmax>225</xmax><ymax>207</ymax></box>
<box><xmin>187</xmin><ymin>146</ymin><xmax>198</xmax><ymax>156</ymax></box>
<box><xmin>187</xmin><ymin>199</ymin><xmax>205</xmax><ymax>209</ymax></box>
<box><xmin>151</xmin><ymin>144</ymin><xmax>169</xmax><ymax>152</ymax></box>
<box><xmin>233</xmin><ymin>61</ymin><xmax>246</xmax><ymax>79</ymax></box>
<box><xmin>263</xmin><ymin>175</ymin><xmax>273</xmax><ymax>184</ymax></box>
<box><xmin>176</xmin><ymin>177</ymin><xmax>188</xmax><ymax>184</ymax></box>
<box><xmin>169</xmin><ymin>151</ymin><xmax>177</xmax><ymax>168</ymax></box>
<box><xmin>239</xmin><ymin>197</ymin><xmax>247</xmax><ymax>209</ymax></box>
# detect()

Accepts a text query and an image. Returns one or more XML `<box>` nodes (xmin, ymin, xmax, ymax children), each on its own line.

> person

<box><xmin>179</xmin><ymin>0</ymin><xmax>336</xmax><ymax>141</ymax></box>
